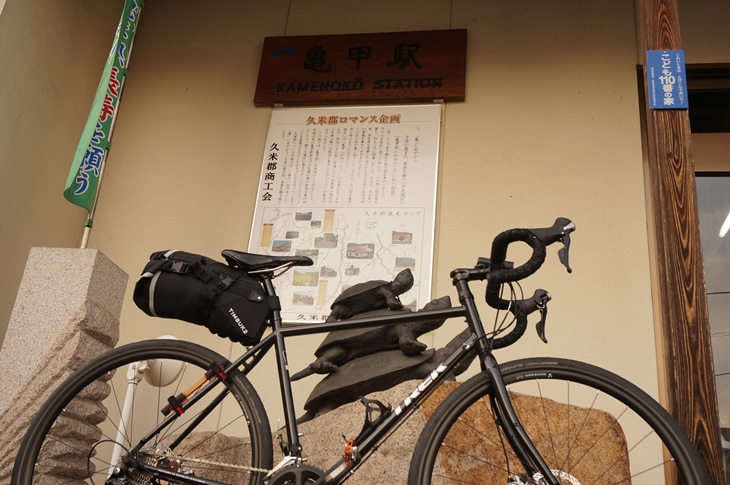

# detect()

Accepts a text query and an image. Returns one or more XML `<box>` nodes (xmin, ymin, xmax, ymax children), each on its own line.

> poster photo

<box><xmin>249</xmin><ymin>104</ymin><xmax>441</xmax><ymax>323</ymax></box>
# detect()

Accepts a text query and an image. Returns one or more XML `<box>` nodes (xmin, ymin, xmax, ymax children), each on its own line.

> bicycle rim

<box><xmin>12</xmin><ymin>339</ymin><xmax>273</xmax><ymax>485</ymax></box>
<box><xmin>409</xmin><ymin>358</ymin><xmax>708</xmax><ymax>484</ymax></box>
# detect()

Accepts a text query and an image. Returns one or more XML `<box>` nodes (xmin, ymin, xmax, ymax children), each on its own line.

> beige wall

<box><xmin>679</xmin><ymin>0</ymin><xmax>730</xmax><ymax>63</ymax></box>
<box><xmin>0</xmin><ymin>0</ymin><xmax>123</xmax><ymax>337</ymax></box>
<box><xmin>1</xmin><ymin>0</ymin><xmax>728</xmax><ymax>420</ymax></box>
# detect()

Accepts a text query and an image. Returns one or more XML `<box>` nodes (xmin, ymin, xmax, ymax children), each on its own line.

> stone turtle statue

<box><xmin>291</xmin><ymin>296</ymin><xmax>451</xmax><ymax>381</ymax></box>
<box><xmin>327</xmin><ymin>268</ymin><xmax>414</xmax><ymax>321</ymax></box>
<box><xmin>298</xmin><ymin>327</ymin><xmax>475</xmax><ymax>423</ymax></box>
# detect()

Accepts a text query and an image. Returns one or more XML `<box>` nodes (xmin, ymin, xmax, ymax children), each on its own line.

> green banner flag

<box><xmin>63</xmin><ymin>0</ymin><xmax>144</xmax><ymax>219</ymax></box>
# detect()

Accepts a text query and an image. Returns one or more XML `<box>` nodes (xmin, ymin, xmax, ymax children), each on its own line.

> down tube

<box><xmin>319</xmin><ymin>332</ymin><xmax>479</xmax><ymax>485</ymax></box>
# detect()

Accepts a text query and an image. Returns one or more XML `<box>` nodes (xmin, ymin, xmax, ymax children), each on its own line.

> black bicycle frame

<box><xmin>231</xmin><ymin>295</ymin><xmax>468</xmax><ymax>457</ymax></box>
<box><xmin>246</xmin><ymin>271</ymin><xmax>558</xmax><ymax>485</ymax></box>
<box><xmin>129</xmin><ymin>268</ymin><xmax>561</xmax><ymax>485</ymax></box>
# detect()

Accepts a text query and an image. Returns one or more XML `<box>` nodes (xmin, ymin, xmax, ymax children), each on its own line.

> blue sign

<box><xmin>646</xmin><ymin>50</ymin><xmax>688</xmax><ymax>109</ymax></box>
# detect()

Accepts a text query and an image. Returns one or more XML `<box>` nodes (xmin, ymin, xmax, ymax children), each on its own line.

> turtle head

<box><xmin>422</xmin><ymin>295</ymin><xmax>452</xmax><ymax>311</ymax></box>
<box><xmin>391</xmin><ymin>268</ymin><xmax>414</xmax><ymax>294</ymax></box>
<box><xmin>406</xmin><ymin>295</ymin><xmax>453</xmax><ymax>335</ymax></box>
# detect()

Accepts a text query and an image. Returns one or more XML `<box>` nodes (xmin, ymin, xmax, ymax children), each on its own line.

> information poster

<box><xmin>249</xmin><ymin>105</ymin><xmax>441</xmax><ymax>323</ymax></box>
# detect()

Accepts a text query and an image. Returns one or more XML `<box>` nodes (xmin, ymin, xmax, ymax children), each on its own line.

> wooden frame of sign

<box><xmin>254</xmin><ymin>29</ymin><xmax>466</xmax><ymax>106</ymax></box>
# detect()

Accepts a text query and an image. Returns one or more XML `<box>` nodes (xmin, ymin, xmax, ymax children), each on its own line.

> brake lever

<box><xmin>512</xmin><ymin>289</ymin><xmax>552</xmax><ymax>343</ymax></box>
<box><xmin>529</xmin><ymin>218</ymin><xmax>575</xmax><ymax>274</ymax></box>
<box><xmin>558</xmin><ymin>232</ymin><xmax>572</xmax><ymax>274</ymax></box>
<box><xmin>535</xmin><ymin>296</ymin><xmax>549</xmax><ymax>343</ymax></box>
<box><xmin>522</xmin><ymin>289</ymin><xmax>552</xmax><ymax>343</ymax></box>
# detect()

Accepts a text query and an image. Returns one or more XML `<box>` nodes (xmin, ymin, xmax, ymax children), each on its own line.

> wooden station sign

<box><xmin>254</xmin><ymin>29</ymin><xmax>466</xmax><ymax>106</ymax></box>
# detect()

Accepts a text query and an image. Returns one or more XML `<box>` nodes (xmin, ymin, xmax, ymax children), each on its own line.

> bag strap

<box><xmin>147</xmin><ymin>272</ymin><xmax>162</xmax><ymax>317</ymax></box>
<box><xmin>159</xmin><ymin>250</ymin><xmax>240</xmax><ymax>291</ymax></box>
<box><xmin>157</xmin><ymin>250</ymin><xmax>210</xmax><ymax>281</ymax></box>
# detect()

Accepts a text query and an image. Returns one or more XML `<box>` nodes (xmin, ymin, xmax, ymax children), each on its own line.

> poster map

<box><xmin>249</xmin><ymin>105</ymin><xmax>441</xmax><ymax>323</ymax></box>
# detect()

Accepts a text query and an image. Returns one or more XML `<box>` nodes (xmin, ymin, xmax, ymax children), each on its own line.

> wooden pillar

<box><xmin>637</xmin><ymin>0</ymin><xmax>724</xmax><ymax>482</ymax></box>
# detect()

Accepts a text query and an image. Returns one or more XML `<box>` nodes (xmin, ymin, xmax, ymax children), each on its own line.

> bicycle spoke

<box><xmin>12</xmin><ymin>340</ymin><xmax>272</xmax><ymax>484</ymax></box>
<box><xmin>409</xmin><ymin>359</ymin><xmax>707</xmax><ymax>484</ymax></box>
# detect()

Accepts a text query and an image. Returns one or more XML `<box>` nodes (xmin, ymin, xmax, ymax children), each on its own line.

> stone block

<box><xmin>293</xmin><ymin>380</ymin><xmax>629</xmax><ymax>483</ymax></box>
<box><xmin>0</xmin><ymin>248</ymin><xmax>127</xmax><ymax>483</ymax></box>
<box><xmin>0</xmin><ymin>248</ymin><xmax>126</xmax><ymax>415</ymax></box>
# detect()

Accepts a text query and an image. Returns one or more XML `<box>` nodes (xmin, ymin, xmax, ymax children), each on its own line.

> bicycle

<box><xmin>11</xmin><ymin>217</ymin><xmax>710</xmax><ymax>484</ymax></box>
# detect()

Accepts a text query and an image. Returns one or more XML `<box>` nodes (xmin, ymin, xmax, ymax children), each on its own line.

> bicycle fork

<box><xmin>479</xmin><ymin>350</ymin><xmax>561</xmax><ymax>485</ymax></box>
<box><xmin>455</xmin><ymin>274</ymin><xmax>560</xmax><ymax>485</ymax></box>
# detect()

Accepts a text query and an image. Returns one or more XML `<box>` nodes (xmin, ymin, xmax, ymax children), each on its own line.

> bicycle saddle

<box><xmin>221</xmin><ymin>249</ymin><xmax>313</xmax><ymax>272</ymax></box>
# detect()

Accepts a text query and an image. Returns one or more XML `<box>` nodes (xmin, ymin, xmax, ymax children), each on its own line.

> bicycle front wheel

<box><xmin>409</xmin><ymin>358</ymin><xmax>708</xmax><ymax>484</ymax></box>
<box><xmin>12</xmin><ymin>339</ymin><xmax>273</xmax><ymax>484</ymax></box>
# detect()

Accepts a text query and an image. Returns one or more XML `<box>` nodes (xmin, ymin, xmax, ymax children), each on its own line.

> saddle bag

<box><xmin>133</xmin><ymin>250</ymin><xmax>269</xmax><ymax>345</ymax></box>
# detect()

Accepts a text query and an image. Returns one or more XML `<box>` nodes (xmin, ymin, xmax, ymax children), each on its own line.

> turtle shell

<box><xmin>330</xmin><ymin>268</ymin><xmax>413</xmax><ymax>306</ymax></box>
<box><xmin>314</xmin><ymin>308</ymin><xmax>411</xmax><ymax>357</ymax></box>
<box><xmin>330</xmin><ymin>279</ymin><xmax>390</xmax><ymax>306</ymax></box>
<box><xmin>314</xmin><ymin>295</ymin><xmax>451</xmax><ymax>357</ymax></box>
<box><xmin>303</xmin><ymin>348</ymin><xmax>437</xmax><ymax>418</ymax></box>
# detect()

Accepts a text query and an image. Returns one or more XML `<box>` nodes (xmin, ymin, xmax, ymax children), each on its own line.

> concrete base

<box><xmin>0</xmin><ymin>248</ymin><xmax>127</xmax><ymax>483</ymax></box>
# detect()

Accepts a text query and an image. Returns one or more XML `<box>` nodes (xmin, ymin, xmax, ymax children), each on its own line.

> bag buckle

<box><xmin>169</xmin><ymin>261</ymin><xmax>191</xmax><ymax>274</ymax></box>
<box><xmin>218</xmin><ymin>276</ymin><xmax>235</xmax><ymax>291</ymax></box>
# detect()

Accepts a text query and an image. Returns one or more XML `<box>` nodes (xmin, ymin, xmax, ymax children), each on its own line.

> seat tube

<box><xmin>263</xmin><ymin>275</ymin><xmax>302</xmax><ymax>457</ymax></box>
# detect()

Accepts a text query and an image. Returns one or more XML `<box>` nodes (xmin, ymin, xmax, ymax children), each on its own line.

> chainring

<box><xmin>267</xmin><ymin>463</ymin><xmax>325</xmax><ymax>485</ymax></box>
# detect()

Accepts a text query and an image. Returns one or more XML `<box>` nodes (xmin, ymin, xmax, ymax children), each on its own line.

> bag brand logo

<box><xmin>228</xmin><ymin>308</ymin><xmax>249</xmax><ymax>334</ymax></box>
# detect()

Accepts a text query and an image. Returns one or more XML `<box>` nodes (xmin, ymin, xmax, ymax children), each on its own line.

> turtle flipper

<box><xmin>291</xmin><ymin>359</ymin><xmax>341</xmax><ymax>381</ymax></box>
<box><xmin>291</xmin><ymin>366</ymin><xmax>314</xmax><ymax>381</ymax></box>
<box><xmin>310</xmin><ymin>360</ymin><xmax>339</xmax><ymax>374</ymax></box>
<box><xmin>385</xmin><ymin>297</ymin><xmax>404</xmax><ymax>311</ymax></box>
<box><xmin>399</xmin><ymin>336</ymin><xmax>428</xmax><ymax>356</ymax></box>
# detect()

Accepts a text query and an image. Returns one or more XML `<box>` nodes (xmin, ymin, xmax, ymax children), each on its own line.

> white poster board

<box><xmin>249</xmin><ymin>104</ymin><xmax>441</xmax><ymax>323</ymax></box>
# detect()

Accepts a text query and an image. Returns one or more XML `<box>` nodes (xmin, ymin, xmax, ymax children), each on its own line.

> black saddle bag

<box><xmin>133</xmin><ymin>250</ymin><xmax>269</xmax><ymax>345</ymax></box>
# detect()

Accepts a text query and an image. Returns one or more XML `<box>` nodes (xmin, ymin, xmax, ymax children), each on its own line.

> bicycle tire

<box><xmin>12</xmin><ymin>339</ymin><xmax>273</xmax><ymax>485</ymax></box>
<box><xmin>409</xmin><ymin>357</ymin><xmax>709</xmax><ymax>484</ymax></box>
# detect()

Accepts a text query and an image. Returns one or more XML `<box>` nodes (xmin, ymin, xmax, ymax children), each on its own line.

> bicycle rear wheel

<box><xmin>12</xmin><ymin>339</ymin><xmax>273</xmax><ymax>484</ymax></box>
<box><xmin>409</xmin><ymin>358</ymin><xmax>709</xmax><ymax>484</ymax></box>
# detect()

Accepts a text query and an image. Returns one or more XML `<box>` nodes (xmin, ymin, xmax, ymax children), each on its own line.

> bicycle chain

<box><xmin>136</xmin><ymin>446</ymin><xmax>271</xmax><ymax>475</ymax></box>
